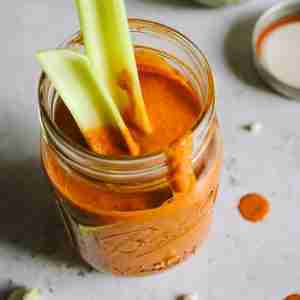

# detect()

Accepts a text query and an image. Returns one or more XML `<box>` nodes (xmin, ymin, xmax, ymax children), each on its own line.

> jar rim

<box><xmin>38</xmin><ymin>18</ymin><xmax>216</xmax><ymax>176</ymax></box>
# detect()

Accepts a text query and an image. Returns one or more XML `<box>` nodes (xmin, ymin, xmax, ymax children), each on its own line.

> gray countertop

<box><xmin>1</xmin><ymin>0</ymin><xmax>300</xmax><ymax>299</ymax></box>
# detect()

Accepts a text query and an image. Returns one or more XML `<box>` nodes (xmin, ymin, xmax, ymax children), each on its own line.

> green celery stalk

<box><xmin>37</xmin><ymin>49</ymin><xmax>139</xmax><ymax>155</ymax></box>
<box><xmin>23</xmin><ymin>289</ymin><xmax>40</xmax><ymax>300</ymax></box>
<box><xmin>7</xmin><ymin>289</ymin><xmax>40</xmax><ymax>300</ymax></box>
<box><xmin>75</xmin><ymin>0</ymin><xmax>152</xmax><ymax>134</ymax></box>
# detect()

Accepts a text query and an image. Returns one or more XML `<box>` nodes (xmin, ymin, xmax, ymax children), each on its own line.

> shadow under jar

<box><xmin>38</xmin><ymin>19</ymin><xmax>223</xmax><ymax>276</ymax></box>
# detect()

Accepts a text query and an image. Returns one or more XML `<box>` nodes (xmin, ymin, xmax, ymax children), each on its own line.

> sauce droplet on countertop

<box><xmin>238</xmin><ymin>193</ymin><xmax>270</xmax><ymax>222</ymax></box>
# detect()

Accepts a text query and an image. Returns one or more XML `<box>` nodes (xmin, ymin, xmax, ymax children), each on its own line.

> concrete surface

<box><xmin>1</xmin><ymin>0</ymin><xmax>300</xmax><ymax>299</ymax></box>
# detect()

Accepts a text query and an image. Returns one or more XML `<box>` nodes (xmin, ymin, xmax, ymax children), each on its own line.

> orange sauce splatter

<box><xmin>238</xmin><ymin>193</ymin><xmax>270</xmax><ymax>222</ymax></box>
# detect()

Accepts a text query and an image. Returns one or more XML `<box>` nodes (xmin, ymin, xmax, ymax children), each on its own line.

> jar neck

<box><xmin>38</xmin><ymin>19</ymin><xmax>216</xmax><ymax>184</ymax></box>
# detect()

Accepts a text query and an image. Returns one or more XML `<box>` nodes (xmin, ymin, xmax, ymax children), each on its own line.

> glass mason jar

<box><xmin>38</xmin><ymin>19</ymin><xmax>223</xmax><ymax>276</ymax></box>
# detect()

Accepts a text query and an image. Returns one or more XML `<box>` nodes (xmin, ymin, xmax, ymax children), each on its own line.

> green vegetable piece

<box><xmin>23</xmin><ymin>289</ymin><xmax>40</xmax><ymax>300</ymax></box>
<box><xmin>37</xmin><ymin>49</ymin><xmax>140</xmax><ymax>155</ymax></box>
<box><xmin>7</xmin><ymin>288</ymin><xmax>40</xmax><ymax>300</ymax></box>
<box><xmin>75</xmin><ymin>0</ymin><xmax>152</xmax><ymax>134</ymax></box>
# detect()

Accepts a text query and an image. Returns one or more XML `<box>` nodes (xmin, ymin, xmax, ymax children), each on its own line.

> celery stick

<box><xmin>75</xmin><ymin>0</ymin><xmax>152</xmax><ymax>134</ymax></box>
<box><xmin>23</xmin><ymin>289</ymin><xmax>40</xmax><ymax>300</ymax></box>
<box><xmin>37</xmin><ymin>49</ymin><xmax>139</xmax><ymax>155</ymax></box>
<box><xmin>7</xmin><ymin>288</ymin><xmax>40</xmax><ymax>300</ymax></box>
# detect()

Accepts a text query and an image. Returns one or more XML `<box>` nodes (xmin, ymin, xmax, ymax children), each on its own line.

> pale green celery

<box><xmin>7</xmin><ymin>288</ymin><xmax>40</xmax><ymax>300</ymax></box>
<box><xmin>23</xmin><ymin>289</ymin><xmax>40</xmax><ymax>300</ymax></box>
<box><xmin>75</xmin><ymin>0</ymin><xmax>152</xmax><ymax>134</ymax></box>
<box><xmin>37</xmin><ymin>49</ymin><xmax>139</xmax><ymax>155</ymax></box>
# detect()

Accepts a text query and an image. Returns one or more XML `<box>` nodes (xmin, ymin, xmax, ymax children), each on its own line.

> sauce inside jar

<box><xmin>55</xmin><ymin>50</ymin><xmax>201</xmax><ymax>156</ymax></box>
<box><xmin>49</xmin><ymin>49</ymin><xmax>202</xmax><ymax>214</ymax></box>
<box><xmin>42</xmin><ymin>48</ymin><xmax>222</xmax><ymax>275</ymax></box>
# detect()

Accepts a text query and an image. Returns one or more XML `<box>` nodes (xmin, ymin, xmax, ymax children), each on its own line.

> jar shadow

<box><xmin>0</xmin><ymin>281</ymin><xmax>27</xmax><ymax>300</ymax></box>
<box><xmin>0</xmin><ymin>280</ymin><xmax>14</xmax><ymax>300</ymax></box>
<box><xmin>224</xmin><ymin>13</ymin><xmax>276</xmax><ymax>94</ymax></box>
<box><xmin>0</xmin><ymin>159</ymin><xmax>91</xmax><ymax>273</ymax></box>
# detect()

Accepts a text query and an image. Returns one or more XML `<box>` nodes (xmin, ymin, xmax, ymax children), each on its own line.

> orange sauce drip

<box><xmin>256</xmin><ymin>15</ymin><xmax>300</xmax><ymax>57</ymax></box>
<box><xmin>238</xmin><ymin>193</ymin><xmax>270</xmax><ymax>223</ymax></box>
<box><xmin>167</xmin><ymin>134</ymin><xmax>196</xmax><ymax>193</ymax></box>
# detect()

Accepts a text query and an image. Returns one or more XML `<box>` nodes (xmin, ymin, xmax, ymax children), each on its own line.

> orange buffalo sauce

<box><xmin>56</xmin><ymin>50</ymin><xmax>200</xmax><ymax>156</ymax></box>
<box><xmin>42</xmin><ymin>50</ymin><xmax>222</xmax><ymax>275</ymax></box>
<box><xmin>238</xmin><ymin>193</ymin><xmax>270</xmax><ymax>223</ymax></box>
<box><xmin>52</xmin><ymin>51</ymin><xmax>200</xmax><ymax>213</ymax></box>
